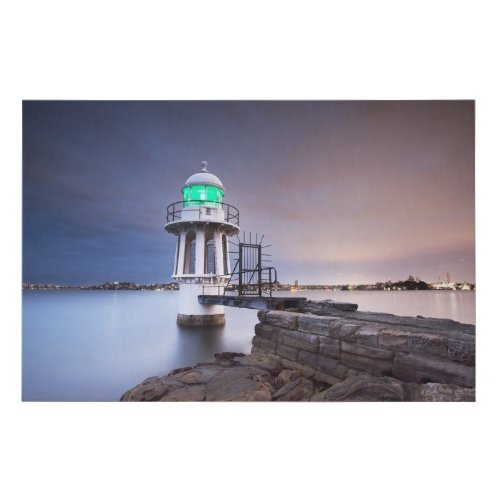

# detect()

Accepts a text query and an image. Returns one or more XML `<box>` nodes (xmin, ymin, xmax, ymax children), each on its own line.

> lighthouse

<box><xmin>165</xmin><ymin>162</ymin><xmax>240</xmax><ymax>326</ymax></box>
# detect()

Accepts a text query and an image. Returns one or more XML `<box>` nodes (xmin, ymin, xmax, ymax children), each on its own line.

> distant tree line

<box><xmin>390</xmin><ymin>280</ymin><xmax>431</xmax><ymax>290</ymax></box>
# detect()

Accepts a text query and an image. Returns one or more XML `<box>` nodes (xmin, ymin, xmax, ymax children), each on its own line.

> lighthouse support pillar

<box><xmin>176</xmin><ymin>282</ymin><xmax>225</xmax><ymax>326</ymax></box>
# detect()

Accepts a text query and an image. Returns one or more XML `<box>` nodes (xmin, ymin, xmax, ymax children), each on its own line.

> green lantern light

<box><xmin>183</xmin><ymin>184</ymin><xmax>224</xmax><ymax>207</ymax></box>
<box><xmin>182</xmin><ymin>162</ymin><xmax>225</xmax><ymax>208</ymax></box>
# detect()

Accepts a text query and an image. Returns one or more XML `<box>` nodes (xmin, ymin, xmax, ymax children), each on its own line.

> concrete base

<box><xmin>177</xmin><ymin>313</ymin><xmax>225</xmax><ymax>327</ymax></box>
<box><xmin>178</xmin><ymin>282</ymin><xmax>225</xmax><ymax>317</ymax></box>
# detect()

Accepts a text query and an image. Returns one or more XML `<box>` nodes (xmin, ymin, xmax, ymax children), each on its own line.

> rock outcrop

<box><xmin>121</xmin><ymin>352</ymin><xmax>475</xmax><ymax>402</ymax></box>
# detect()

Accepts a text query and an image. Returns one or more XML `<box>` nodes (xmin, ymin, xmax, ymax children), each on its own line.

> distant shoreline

<box><xmin>22</xmin><ymin>283</ymin><xmax>179</xmax><ymax>291</ymax></box>
<box><xmin>22</xmin><ymin>283</ymin><xmax>476</xmax><ymax>292</ymax></box>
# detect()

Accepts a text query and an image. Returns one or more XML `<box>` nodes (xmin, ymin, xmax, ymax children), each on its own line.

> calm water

<box><xmin>22</xmin><ymin>289</ymin><xmax>475</xmax><ymax>401</ymax></box>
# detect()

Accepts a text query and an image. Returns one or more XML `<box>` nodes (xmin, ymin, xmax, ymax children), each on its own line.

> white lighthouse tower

<box><xmin>165</xmin><ymin>162</ymin><xmax>240</xmax><ymax>326</ymax></box>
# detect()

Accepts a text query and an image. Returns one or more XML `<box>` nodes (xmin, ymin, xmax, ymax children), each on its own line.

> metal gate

<box><xmin>227</xmin><ymin>233</ymin><xmax>277</xmax><ymax>297</ymax></box>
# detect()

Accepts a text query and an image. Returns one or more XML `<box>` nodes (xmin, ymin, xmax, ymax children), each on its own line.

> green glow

<box><xmin>183</xmin><ymin>184</ymin><xmax>224</xmax><ymax>207</ymax></box>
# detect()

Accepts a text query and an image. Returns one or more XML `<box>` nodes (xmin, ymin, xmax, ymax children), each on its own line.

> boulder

<box><xmin>276</xmin><ymin>343</ymin><xmax>299</xmax><ymax>362</ymax></box>
<box><xmin>312</xmin><ymin>371</ymin><xmax>344</xmax><ymax>387</ymax></box>
<box><xmin>392</xmin><ymin>352</ymin><xmax>475</xmax><ymax>387</ymax></box>
<box><xmin>408</xmin><ymin>382</ymin><xmax>476</xmax><ymax>402</ymax></box>
<box><xmin>317</xmin><ymin>356</ymin><xmax>349</xmax><ymax>378</ymax></box>
<box><xmin>341</xmin><ymin>341</ymin><xmax>394</xmax><ymax>360</ymax></box>
<box><xmin>340</xmin><ymin>352</ymin><xmax>393</xmax><ymax>376</ymax></box>
<box><xmin>301</xmin><ymin>299</ymin><xmax>358</xmax><ymax>315</ymax></box>
<box><xmin>266</xmin><ymin>310</ymin><xmax>301</xmax><ymax>330</ymax></box>
<box><xmin>407</xmin><ymin>333</ymin><xmax>448</xmax><ymax>358</ymax></box>
<box><xmin>447</xmin><ymin>338</ymin><xmax>475</xmax><ymax>365</ymax></box>
<box><xmin>319</xmin><ymin>341</ymin><xmax>341</xmax><ymax>359</ymax></box>
<box><xmin>278</xmin><ymin>358</ymin><xmax>317</xmax><ymax>378</ymax></box>
<box><xmin>378</xmin><ymin>329</ymin><xmax>411</xmax><ymax>351</ymax></box>
<box><xmin>257</xmin><ymin>310</ymin><xmax>268</xmax><ymax>323</ymax></box>
<box><xmin>254</xmin><ymin>322</ymin><xmax>274</xmax><ymax>340</ymax></box>
<box><xmin>297</xmin><ymin>350</ymin><xmax>318</xmax><ymax>370</ymax></box>
<box><xmin>274</xmin><ymin>369</ymin><xmax>302</xmax><ymax>388</ymax></box>
<box><xmin>283</xmin><ymin>330</ymin><xmax>320</xmax><ymax>353</ymax></box>
<box><xmin>329</xmin><ymin>323</ymin><xmax>360</xmax><ymax>341</ymax></box>
<box><xmin>252</xmin><ymin>336</ymin><xmax>277</xmax><ymax>354</ymax></box>
<box><xmin>254</xmin><ymin>323</ymin><xmax>286</xmax><ymax>343</ymax></box>
<box><xmin>323</xmin><ymin>375</ymin><xmax>406</xmax><ymax>402</ymax></box>
<box><xmin>297</xmin><ymin>314</ymin><xmax>334</xmax><ymax>334</ymax></box>
<box><xmin>355</xmin><ymin>327</ymin><xmax>380</xmax><ymax>347</ymax></box>
<box><xmin>272</xmin><ymin>378</ymin><xmax>314</xmax><ymax>401</ymax></box>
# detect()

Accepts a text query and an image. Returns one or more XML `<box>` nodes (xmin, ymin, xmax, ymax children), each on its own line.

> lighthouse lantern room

<box><xmin>165</xmin><ymin>162</ymin><xmax>240</xmax><ymax>326</ymax></box>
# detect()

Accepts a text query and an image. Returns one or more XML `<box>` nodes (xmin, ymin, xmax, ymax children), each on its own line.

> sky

<box><xmin>22</xmin><ymin>100</ymin><xmax>475</xmax><ymax>285</ymax></box>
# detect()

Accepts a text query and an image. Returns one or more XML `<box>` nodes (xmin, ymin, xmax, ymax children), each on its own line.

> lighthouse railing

<box><xmin>166</xmin><ymin>200</ymin><xmax>239</xmax><ymax>226</ymax></box>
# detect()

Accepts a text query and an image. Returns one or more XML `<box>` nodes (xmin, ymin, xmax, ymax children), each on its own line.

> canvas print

<box><xmin>22</xmin><ymin>100</ymin><xmax>475</xmax><ymax>402</ymax></box>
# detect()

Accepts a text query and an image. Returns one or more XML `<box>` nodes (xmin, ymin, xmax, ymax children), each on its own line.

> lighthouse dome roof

<box><xmin>184</xmin><ymin>162</ymin><xmax>224</xmax><ymax>190</ymax></box>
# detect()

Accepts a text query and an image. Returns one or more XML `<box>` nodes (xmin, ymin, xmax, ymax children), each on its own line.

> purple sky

<box><xmin>23</xmin><ymin>100</ymin><xmax>475</xmax><ymax>285</ymax></box>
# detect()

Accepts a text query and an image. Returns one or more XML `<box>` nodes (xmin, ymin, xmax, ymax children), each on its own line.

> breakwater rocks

<box><xmin>121</xmin><ymin>300</ymin><xmax>475</xmax><ymax>402</ymax></box>
<box><xmin>253</xmin><ymin>300</ymin><xmax>475</xmax><ymax>390</ymax></box>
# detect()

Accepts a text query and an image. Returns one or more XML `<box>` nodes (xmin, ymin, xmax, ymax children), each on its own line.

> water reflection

<box><xmin>174</xmin><ymin>324</ymin><xmax>226</xmax><ymax>368</ymax></box>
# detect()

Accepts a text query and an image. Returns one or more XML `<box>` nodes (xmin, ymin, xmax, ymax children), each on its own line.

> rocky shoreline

<box><xmin>120</xmin><ymin>351</ymin><xmax>475</xmax><ymax>402</ymax></box>
<box><xmin>121</xmin><ymin>300</ymin><xmax>475</xmax><ymax>402</ymax></box>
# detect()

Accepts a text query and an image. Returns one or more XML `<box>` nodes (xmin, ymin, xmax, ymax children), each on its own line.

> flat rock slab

<box><xmin>204</xmin><ymin>367</ymin><xmax>273</xmax><ymax>401</ymax></box>
<box><xmin>302</xmin><ymin>299</ymin><xmax>358</xmax><ymax>314</ymax></box>
<box><xmin>335</xmin><ymin>310</ymin><xmax>475</xmax><ymax>335</ymax></box>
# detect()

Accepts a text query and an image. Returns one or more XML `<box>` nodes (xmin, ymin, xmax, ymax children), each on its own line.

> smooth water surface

<box><xmin>22</xmin><ymin>289</ymin><xmax>475</xmax><ymax>401</ymax></box>
<box><xmin>22</xmin><ymin>290</ymin><xmax>258</xmax><ymax>402</ymax></box>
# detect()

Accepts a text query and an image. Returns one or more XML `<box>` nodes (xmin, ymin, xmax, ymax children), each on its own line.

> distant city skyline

<box><xmin>23</xmin><ymin>101</ymin><xmax>475</xmax><ymax>285</ymax></box>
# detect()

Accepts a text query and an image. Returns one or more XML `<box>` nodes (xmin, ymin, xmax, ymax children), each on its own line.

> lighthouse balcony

<box><xmin>165</xmin><ymin>200</ymin><xmax>239</xmax><ymax>227</ymax></box>
<box><xmin>172</xmin><ymin>273</ymin><xmax>230</xmax><ymax>281</ymax></box>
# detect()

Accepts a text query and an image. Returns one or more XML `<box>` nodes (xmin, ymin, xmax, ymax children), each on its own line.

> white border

<box><xmin>2</xmin><ymin>2</ymin><xmax>499</xmax><ymax>500</ymax></box>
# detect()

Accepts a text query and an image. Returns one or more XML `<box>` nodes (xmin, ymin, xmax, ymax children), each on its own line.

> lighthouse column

<box><xmin>195</xmin><ymin>228</ymin><xmax>205</xmax><ymax>275</ymax></box>
<box><xmin>175</xmin><ymin>231</ymin><xmax>186</xmax><ymax>276</ymax></box>
<box><xmin>214</xmin><ymin>229</ymin><xmax>224</xmax><ymax>276</ymax></box>
<box><xmin>224</xmin><ymin>235</ymin><xmax>230</xmax><ymax>275</ymax></box>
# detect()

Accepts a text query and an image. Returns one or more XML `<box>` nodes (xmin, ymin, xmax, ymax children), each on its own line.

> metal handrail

<box><xmin>227</xmin><ymin>266</ymin><xmax>278</xmax><ymax>297</ymax></box>
<box><xmin>165</xmin><ymin>200</ymin><xmax>239</xmax><ymax>226</ymax></box>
